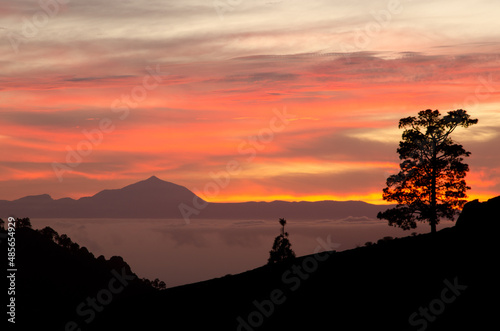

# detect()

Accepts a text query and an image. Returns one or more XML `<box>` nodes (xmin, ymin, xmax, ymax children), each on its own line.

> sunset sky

<box><xmin>1</xmin><ymin>0</ymin><xmax>499</xmax><ymax>203</ymax></box>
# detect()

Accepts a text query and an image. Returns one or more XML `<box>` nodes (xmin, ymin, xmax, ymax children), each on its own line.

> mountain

<box><xmin>10</xmin><ymin>196</ymin><xmax>500</xmax><ymax>330</ymax></box>
<box><xmin>0</xmin><ymin>176</ymin><xmax>392</xmax><ymax>220</ymax></box>
<box><xmin>74</xmin><ymin>175</ymin><xmax>202</xmax><ymax>218</ymax></box>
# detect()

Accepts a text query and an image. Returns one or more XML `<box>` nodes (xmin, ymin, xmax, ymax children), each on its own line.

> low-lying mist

<box><xmin>31</xmin><ymin>218</ymin><xmax>453</xmax><ymax>288</ymax></box>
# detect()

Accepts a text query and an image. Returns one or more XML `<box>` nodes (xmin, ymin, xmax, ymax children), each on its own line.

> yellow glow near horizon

<box><xmin>202</xmin><ymin>191</ymin><xmax>497</xmax><ymax>205</ymax></box>
<box><xmin>200</xmin><ymin>192</ymin><xmax>392</xmax><ymax>204</ymax></box>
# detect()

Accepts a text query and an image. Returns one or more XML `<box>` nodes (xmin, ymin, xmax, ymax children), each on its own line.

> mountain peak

<box><xmin>146</xmin><ymin>175</ymin><xmax>161</xmax><ymax>181</ymax></box>
<box><xmin>104</xmin><ymin>176</ymin><xmax>192</xmax><ymax>196</ymax></box>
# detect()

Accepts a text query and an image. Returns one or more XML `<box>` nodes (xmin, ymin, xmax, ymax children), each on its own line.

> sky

<box><xmin>1</xmin><ymin>0</ymin><xmax>500</xmax><ymax>203</ymax></box>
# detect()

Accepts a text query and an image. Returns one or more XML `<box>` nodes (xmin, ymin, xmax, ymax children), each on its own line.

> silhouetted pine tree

<box><xmin>268</xmin><ymin>218</ymin><xmax>296</xmax><ymax>264</ymax></box>
<box><xmin>378</xmin><ymin>109</ymin><xmax>478</xmax><ymax>233</ymax></box>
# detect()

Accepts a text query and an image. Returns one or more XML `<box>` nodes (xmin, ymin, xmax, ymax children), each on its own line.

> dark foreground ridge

<box><xmin>6</xmin><ymin>196</ymin><xmax>500</xmax><ymax>330</ymax></box>
<box><xmin>2</xmin><ymin>224</ymin><xmax>158</xmax><ymax>331</ymax></box>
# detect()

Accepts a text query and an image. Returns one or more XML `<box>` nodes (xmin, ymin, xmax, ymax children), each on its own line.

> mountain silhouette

<box><xmin>77</xmin><ymin>176</ymin><xmax>203</xmax><ymax>217</ymax></box>
<box><xmin>88</xmin><ymin>176</ymin><xmax>197</xmax><ymax>204</ymax></box>
<box><xmin>0</xmin><ymin>176</ymin><xmax>392</xmax><ymax>220</ymax></box>
<box><xmin>3</xmin><ymin>224</ymin><xmax>156</xmax><ymax>330</ymax></box>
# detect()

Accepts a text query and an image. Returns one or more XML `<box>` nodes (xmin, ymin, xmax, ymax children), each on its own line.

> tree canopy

<box><xmin>377</xmin><ymin>109</ymin><xmax>478</xmax><ymax>233</ymax></box>
<box><xmin>268</xmin><ymin>218</ymin><xmax>296</xmax><ymax>264</ymax></box>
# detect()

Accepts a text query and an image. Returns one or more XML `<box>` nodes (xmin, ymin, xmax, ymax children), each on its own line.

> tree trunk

<box><xmin>430</xmin><ymin>215</ymin><xmax>437</xmax><ymax>234</ymax></box>
<box><xmin>430</xmin><ymin>145</ymin><xmax>437</xmax><ymax>234</ymax></box>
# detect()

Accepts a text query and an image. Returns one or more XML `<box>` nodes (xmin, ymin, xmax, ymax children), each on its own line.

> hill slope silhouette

<box><xmin>3</xmin><ymin>225</ymin><xmax>156</xmax><ymax>330</ymax></box>
<box><xmin>8</xmin><ymin>196</ymin><xmax>499</xmax><ymax>330</ymax></box>
<box><xmin>95</xmin><ymin>196</ymin><xmax>499</xmax><ymax>330</ymax></box>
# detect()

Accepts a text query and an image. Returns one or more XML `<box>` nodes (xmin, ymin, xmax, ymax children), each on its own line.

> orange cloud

<box><xmin>1</xmin><ymin>52</ymin><xmax>499</xmax><ymax>202</ymax></box>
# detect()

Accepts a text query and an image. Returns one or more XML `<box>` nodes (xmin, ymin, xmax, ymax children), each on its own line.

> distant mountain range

<box><xmin>0</xmin><ymin>176</ymin><xmax>392</xmax><ymax>220</ymax></box>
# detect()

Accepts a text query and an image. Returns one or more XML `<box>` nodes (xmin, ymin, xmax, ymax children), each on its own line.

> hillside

<box><xmin>6</xmin><ymin>196</ymin><xmax>499</xmax><ymax>330</ymax></box>
<box><xmin>2</xmin><ymin>224</ymin><xmax>158</xmax><ymax>331</ymax></box>
<box><xmin>94</xmin><ymin>196</ymin><xmax>499</xmax><ymax>330</ymax></box>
